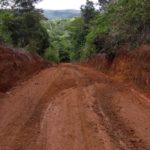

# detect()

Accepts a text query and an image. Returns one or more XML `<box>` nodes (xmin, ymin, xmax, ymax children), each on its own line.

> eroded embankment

<box><xmin>0</xmin><ymin>45</ymin><xmax>50</xmax><ymax>92</ymax></box>
<box><xmin>88</xmin><ymin>45</ymin><xmax>150</xmax><ymax>90</ymax></box>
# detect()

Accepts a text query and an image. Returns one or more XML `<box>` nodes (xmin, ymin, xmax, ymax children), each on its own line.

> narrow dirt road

<box><xmin>0</xmin><ymin>64</ymin><xmax>150</xmax><ymax>150</ymax></box>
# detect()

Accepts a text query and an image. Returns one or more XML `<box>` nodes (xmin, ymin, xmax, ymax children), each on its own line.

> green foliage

<box><xmin>83</xmin><ymin>14</ymin><xmax>109</xmax><ymax>57</ymax></box>
<box><xmin>81</xmin><ymin>0</ymin><xmax>150</xmax><ymax>58</ymax></box>
<box><xmin>107</xmin><ymin>0</ymin><xmax>150</xmax><ymax>45</ymax></box>
<box><xmin>66</xmin><ymin>1</ymin><xmax>98</xmax><ymax>60</ymax></box>
<box><xmin>0</xmin><ymin>0</ymin><xmax>41</xmax><ymax>9</ymax></box>
<box><xmin>68</xmin><ymin>17</ymin><xmax>87</xmax><ymax>51</ymax></box>
<box><xmin>98</xmin><ymin>0</ymin><xmax>112</xmax><ymax>9</ymax></box>
<box><xmin>42</xmin><ymin>19</ymin><xmax>73</xmax><ymax>62</ymax></box>
<box><xmin>5</xmin><ymin>11</ymin><xmax>48</xmax><ymax>53</ymax></box>
<box><xmin>1</xmin><ymin>0</ymin><xmax>149</xmax><ymax>62</ymax></box>
<box><xmin>0</xmin><ymin>10</ymin><xmax>12</xmax><ymax>43</ymax></box>
<box><xmin>0</xmin><ymin>0</ymin><xmax>49</xmax><ymax>55</ymax></box>
<box><xmin>81</xmin><ymin>0</ymin><xmax>97</xmax><ymax>23</ymax></box>
<box><xmin>44</xmin><ymin>48</ymin><xmax>59</xmax><ymax>63</ymax></box>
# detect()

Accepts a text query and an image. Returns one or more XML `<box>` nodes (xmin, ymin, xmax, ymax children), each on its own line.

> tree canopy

<box><xmin>67</xmin><ymin>0</ymin><xmax>150</xmax><ymax>59</ymax></box>
<box><xmin>0</xmin><ymin>0</ymin><xmax>49</xmax><ymax>55</ymax></box>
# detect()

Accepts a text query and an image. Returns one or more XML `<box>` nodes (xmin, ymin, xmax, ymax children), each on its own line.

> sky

<box><xmin>36</xmin><ymin>0</ymin><xmax>98</xmax><ymax>10</ymax></box>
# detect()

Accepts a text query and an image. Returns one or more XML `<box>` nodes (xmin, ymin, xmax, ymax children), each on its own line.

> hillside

<box><xmin>43</xmin><ymin>9</ymin><xmax>81</xmax><ymax>20</ymax></box>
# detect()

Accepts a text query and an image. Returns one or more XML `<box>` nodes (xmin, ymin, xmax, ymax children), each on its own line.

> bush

<box><xmin>0</xmin><ymin>10</ymin><xmax>12</xmax><ymax>43</ymax></box>
<box><xmin>44</xmin><ymin>48</ymin><xmax>59</xmax><ymax>63</ymax></box>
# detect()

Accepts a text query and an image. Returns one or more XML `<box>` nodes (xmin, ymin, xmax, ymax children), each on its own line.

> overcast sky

<box><xmin>36</xmin><ymin>0</ymin><xmax>98</xmax><ymax>10</ymax></box>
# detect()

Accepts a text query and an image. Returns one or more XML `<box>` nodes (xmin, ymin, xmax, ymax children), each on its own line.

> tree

<box><xmin>84</xmin><ymin>0</ymin><xmax>150</xmax><ymax>59</ymax></box>
<box><xmin>0</xmin><ymin>0</ymin><xmax>49</xmax><ymax>55</ymax></box>
<box><xmin>0</xmin><ymin>0</ymin><xmax>41</xmax><ymax>9</ymax></box>
<box><xmin>98</xmin><ymin>0</ymin><xmax>112</xmax><ymax>5</ymax></box>
<box><xmin>81</xmin><ymin>0</ymin><xmax>96</xmax><ymax>23</ymax></box>
<box><xmin>98</xmin><ymin>0</ymin><xmax>113</xmax><ymax>8</ymax></box>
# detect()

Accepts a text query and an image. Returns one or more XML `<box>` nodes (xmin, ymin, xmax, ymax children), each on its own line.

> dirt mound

<box><xmin>87</xmin><ymin>45</ymin><xmax>150</xmax><ymax>89</ymax></box>
<box><xmin>112</xmin><ymin>45</ymin><xmax>150</xmax><ymax>89</ymax></box>
<box><xmin>0</xmin><ymin>45</ymin><xmax>50</xmax><ymax>92</ymax></box>
<box><xmin>87</xmin><ymin>53</ymin><xmax>111</xmax><ymax>72</ymax></box>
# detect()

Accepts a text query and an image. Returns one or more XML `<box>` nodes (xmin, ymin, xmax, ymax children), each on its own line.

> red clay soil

<box><xmin>0</xmin><ymin>45</ymin><xmax>50</xmax><ymax>92</ymax></box>
<box><xmin>88</xmin><ymin>45</ymin><xmax>150</xmax><ymax>90</ymax></box>
<box><xmin>0</xmin><ymin>63</ymin><xmax>150</xmax><ymax>150</ymax></box>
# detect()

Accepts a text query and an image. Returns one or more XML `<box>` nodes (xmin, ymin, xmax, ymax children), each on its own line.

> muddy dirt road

<box><xmin>0</xmin><ymin>64</ymin><xmax>150</xmax><ymax>150</ymax></box>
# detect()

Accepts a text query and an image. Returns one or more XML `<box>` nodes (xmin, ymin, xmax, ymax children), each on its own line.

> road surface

<box><xmin>0</xmin><ymin>64</ymin><xmax>150</xmax><ymax>150</ymax></box>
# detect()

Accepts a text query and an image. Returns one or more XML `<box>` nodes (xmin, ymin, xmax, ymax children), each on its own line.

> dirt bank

<box><xmin>88</xmin><ymin>45</ymin><xmax>150</xmax><ymax>89</ymax></box>
<box><xmin>0</xmin><ymin>45</ymin><xmax>50</xmax><ymax>92</ymax></box>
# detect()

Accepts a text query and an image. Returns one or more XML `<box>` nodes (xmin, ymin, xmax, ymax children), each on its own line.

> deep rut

<box><xmin>93</xmin><ymin>85</ymin><xmax>150</xmax><ymax>150</ymax></box>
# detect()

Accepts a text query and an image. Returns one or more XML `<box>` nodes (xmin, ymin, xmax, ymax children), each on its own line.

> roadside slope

<box><xmin>88</xmin><ymin>45</ymin><xmax>150</xmax><ymax>90</ymax></box>
<box><xmin>0</xmin><ymin>45</ymin><xmax>49</xmax><ymax>92</ymax></box>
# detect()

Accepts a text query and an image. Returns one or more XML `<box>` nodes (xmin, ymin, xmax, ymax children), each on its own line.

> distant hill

<box><xmin>43</xmin><ymin>9</ymin><xmax>81</xmax><ymax>20</ymax></box>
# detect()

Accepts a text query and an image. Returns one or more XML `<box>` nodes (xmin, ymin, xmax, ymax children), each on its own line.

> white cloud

<box><xmin>36</xmin><ymin>0</ymin><xmax>98</xmax><ymax>10</ymax></box>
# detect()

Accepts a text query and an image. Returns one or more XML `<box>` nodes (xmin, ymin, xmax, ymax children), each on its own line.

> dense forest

<box><xmin>0</xmin><ymin>0</ymin><xmax>150</xmax><ymax>63</ymax></box>
<box><xmin>0</xmin><ymin>0</ymin><xmax>49</xmax><ymax>55</ymax></box>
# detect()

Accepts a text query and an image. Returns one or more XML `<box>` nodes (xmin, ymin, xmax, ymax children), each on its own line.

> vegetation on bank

<box><xmin>0</xmin><ymin>0</ymin><xmax>49</xmax><ymax>55</ymax></box>
<box><xmin>0</xmin><ymin>0</ymin><xmax>150</xmax><ymax>62</ymax></box>
<box><xmin>67</xmin><ymin>0</ymin><xmax>150</xmax><ymax>60</ymax></box>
